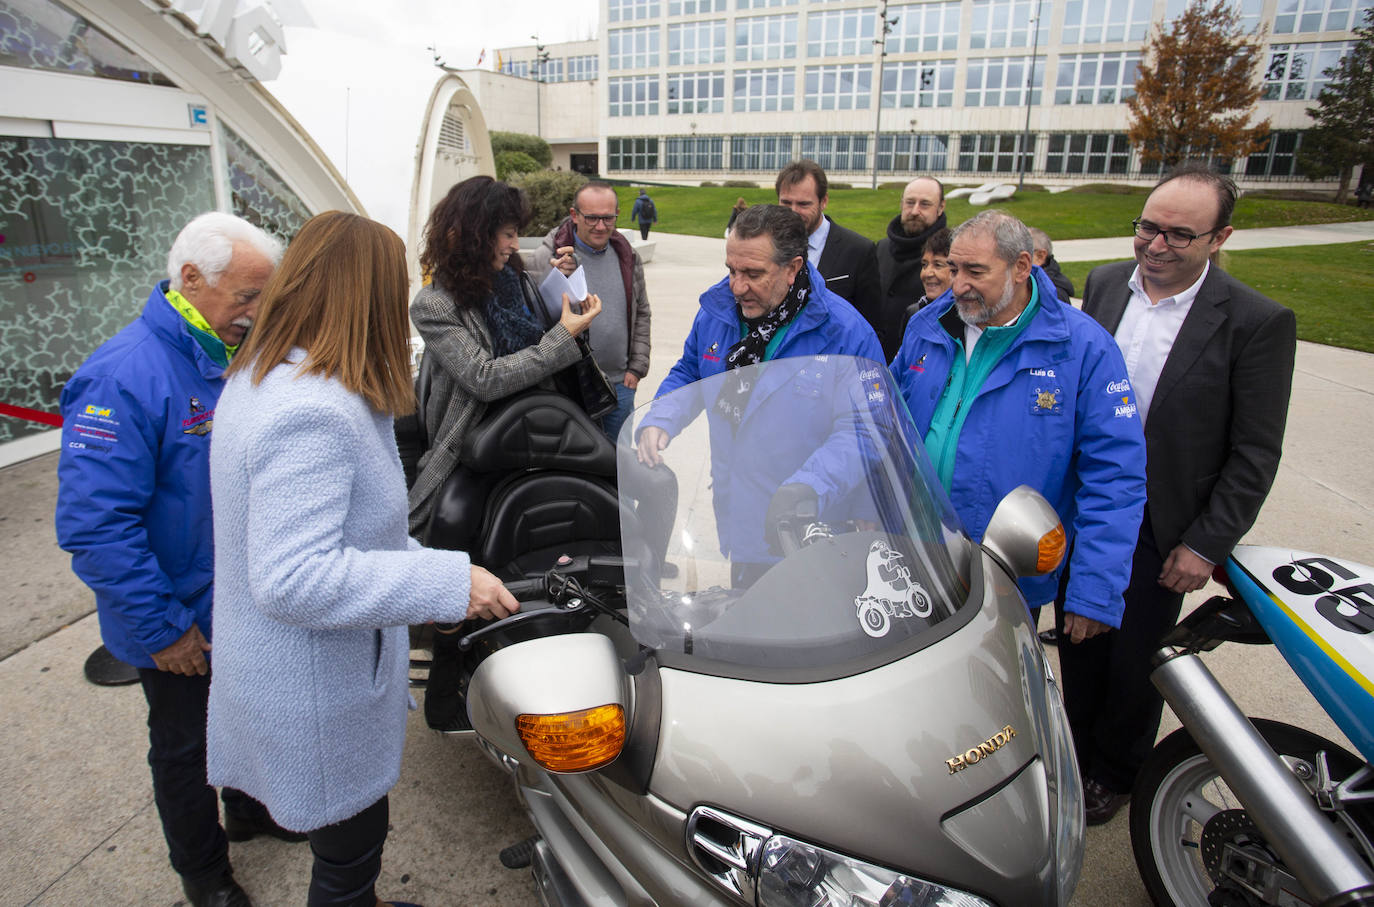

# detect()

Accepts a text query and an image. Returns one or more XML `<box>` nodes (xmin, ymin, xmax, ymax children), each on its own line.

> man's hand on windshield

<box><xmin>637</xmin><ymin>426</ymin><xmax>670</xmax><ymax>467</ymax></box>
<box><xmin>1063</xmin><ymin>613</ymin><xmax>1110</xmax><ymax>644</ymax></box>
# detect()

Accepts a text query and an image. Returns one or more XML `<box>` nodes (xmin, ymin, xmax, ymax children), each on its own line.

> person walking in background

<box><xmin>207</xmin><ymin>211</ymin><xmax>520</xmax><ymax>907</ymax></box>
<box><xmin>1055</xmin><ymin>163</ymin><xmax>1297</xmax><ymax>826</ymax></box>
<box><xmin>531</xmin><ymin>180</ymin><xmax>652</xmax><ymax>442</ymax></box>
<box><xmin>725</xmin><ymin>196</ymin><xmax>748</xmax><ymax>237</ymax></box>
<box><xmin>630</xmin><ymin>187</ymin><xmax>657</xmax><ymax>241</ymax></box>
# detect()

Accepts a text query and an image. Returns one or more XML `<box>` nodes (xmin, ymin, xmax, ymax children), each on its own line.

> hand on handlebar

<box><xmin>558</xmin><ymin>292</ymin><xmax>601</xmax><ymax>338</ymax></box>
<box><xmin>764</xmin><ymin>483</ymin><xmax>820</xmax><ymax>556</ymax></box>
<box><xmin>636</xmin><ymin>425</ymin><xmax>670</xmax><ymax>466</ymax></box>
<box><xmin>467</xmin><ymin>566</ymin><xmax>520</xmax><ymax>621</ymax></box>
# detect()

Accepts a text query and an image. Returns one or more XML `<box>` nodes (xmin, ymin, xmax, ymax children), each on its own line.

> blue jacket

<box><xmin>655</xmin><ymin>262</ymin><xmax>885</xmax><ymax>397</ymax></box>
<box><xmin>55</xmin><ymin>282</ymin><xmax>224</xmax><ymax>668</ymax></box>
<box><xmin>889</xmin><ymin>266</ymin><xmax>1147</xmax><ymax>626</ymax></box>
<box><xmin>646</xmin><ymin>264</ymin><xmax>885</xmax><ymax>563</ymax></box>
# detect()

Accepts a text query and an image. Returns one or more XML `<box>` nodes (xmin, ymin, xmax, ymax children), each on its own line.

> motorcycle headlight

<box><xmin>1045</xmin><ymin>672</ymin><xmax>1085</xmax><ymax>905</ymax></box>
<box><xmin>757</xmin><ymin>835</ymin><xmax>994</xmax><ymax>907</ymax></box>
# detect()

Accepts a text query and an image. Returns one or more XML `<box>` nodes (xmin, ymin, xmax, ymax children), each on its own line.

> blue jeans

<box><xmin>601</xmin><ymin>381</ymin><xmax>637</xmax><ymax>444</ymax></box>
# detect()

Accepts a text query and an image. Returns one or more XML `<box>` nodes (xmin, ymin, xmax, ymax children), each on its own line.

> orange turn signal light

<box><xmin>516</xmin><ymin>704</ymin><xmax>626</xmax><ymax>772</ymax></box>
<box><xmin>1037</xmin><ymin>523</ymin><xmax>1067</xmax><ymax>574</ymax></box>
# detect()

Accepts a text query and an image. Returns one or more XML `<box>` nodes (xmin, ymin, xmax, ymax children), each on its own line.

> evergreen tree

<box><xmin>1127</xmin><ymin>0</ymin><xmax>1270</xmax><ymax>168</ymax></box>
<box><xmin>1297</xmin><ymin>9</ymin><xmax>1374</xmax><ymax>203</ymax></box>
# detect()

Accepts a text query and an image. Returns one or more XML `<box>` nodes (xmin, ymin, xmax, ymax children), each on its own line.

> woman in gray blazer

<box><xmin>408</xmin><ymin>176</ymin><xmax>601</xmax><ymax>732</ymax></box>
<box><xmin>208</xmin><ymin>211</ymin><xmax>520</xmax><ymax>907</ymax></box>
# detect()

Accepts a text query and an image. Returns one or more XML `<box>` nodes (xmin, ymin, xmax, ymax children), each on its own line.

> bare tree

<box><xmin>1127</xmin><ymin>0</ymin><xmax>1271</xmax><ymax>169</ymax></box>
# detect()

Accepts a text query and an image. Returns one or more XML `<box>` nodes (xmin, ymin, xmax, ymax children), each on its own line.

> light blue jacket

<box><xmin>55</xmin><ymin>283</ymin><xmax>223</xmax><ymax>668</ymax></box>
<box><xmin>889</xmin><ymin>266</ymin><xmax>1147</xmax><ymax>626</ymax></box>
<box><xmin>207</xmin><ymin>355</ymin><xmax>472</xmax><ymax>831</ymax></box>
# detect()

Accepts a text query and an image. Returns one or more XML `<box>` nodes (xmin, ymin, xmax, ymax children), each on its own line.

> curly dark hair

<box><xmin>420</xmin><ymin>175</ymin><xmax>531</xmax><ymax>306</ymax></box>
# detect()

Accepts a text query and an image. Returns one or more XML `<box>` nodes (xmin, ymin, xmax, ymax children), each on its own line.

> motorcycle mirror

<box><xmin>468</xmin><ymin>633</ymin><xmax>630</xmax><ymax>773</ymax></box>
<box><xmin>982</xmin><ymin>485</ymin><xmax>1066</xmax><ymax>579</ymax></box>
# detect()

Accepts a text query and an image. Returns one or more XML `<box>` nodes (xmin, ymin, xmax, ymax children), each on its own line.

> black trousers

<box><xmin>1054</xmin><ymin>512</ymin><xmax>1186</xmax><ymax>794</ymax></box>
<box><xmin>306</xmin><ymin>795</ymin><xmax>390</xmax><ymax>907</ymax></box>
<box><xmin>638</xmin><ymin>223</ymin><xmax>651</xmax><ymax>241</ymax></box>
<box><xmin>137</xmin><ymin>668</ymin><xmax>270</xmax><ymax>884</ymax></box>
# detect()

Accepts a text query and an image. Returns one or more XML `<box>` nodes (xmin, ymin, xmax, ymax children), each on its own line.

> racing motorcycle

<box><xmin>1130</xmin><ymin>547</ymin><xmax>1374</xmax><ymax>906</ymax></box>
<box><xmin>438</xmin><ymin>355</ymin><xmax>1086</xmax><ymax>906</ymax></box>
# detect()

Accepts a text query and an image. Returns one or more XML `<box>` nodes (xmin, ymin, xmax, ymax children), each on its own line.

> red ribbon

<box><xmin>0</xmin><ymin>402</ymin><xmax>64</xmax><ymax>427</ymax></box>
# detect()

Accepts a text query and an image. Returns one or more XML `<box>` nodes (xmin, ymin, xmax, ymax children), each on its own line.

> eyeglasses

<box><xmin>575</xmin><ymin>209</ymin><xmax>618</xmax><ymax>226</ymax></box>
<box><xmin>1132</xmin><ymin>218</ymin><xmax>1221</xmax><ymax>249</ymax></box>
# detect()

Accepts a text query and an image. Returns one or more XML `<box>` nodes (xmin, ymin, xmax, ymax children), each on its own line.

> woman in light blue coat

<box><xmin>208</xmin><ymin>212</ymin><xmax>518</xmax><ymax>907</ymax></box>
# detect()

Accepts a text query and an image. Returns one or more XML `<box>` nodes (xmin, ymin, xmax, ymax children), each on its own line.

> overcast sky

<box><xmin>265</xmin><ymin>0</ymin><xmax>600</xmax><ymax>239</ymax></box>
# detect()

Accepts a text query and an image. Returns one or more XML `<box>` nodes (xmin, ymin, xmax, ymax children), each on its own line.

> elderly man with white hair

<box><xmin>55</xmin><ymin>212</ymin><xmax>302</xmax><ymax>907</ymax></box>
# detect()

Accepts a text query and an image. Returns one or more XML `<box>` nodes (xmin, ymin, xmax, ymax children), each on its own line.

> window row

<box><xmin>607</xmin><ymin>52</ymin><xmax>1142</xmax><ymax>114</ymax></box>
<box><xmin>499</xmin><ymin>54</ymin><xmax>597</xmax><ymax>81</ymax></box>
<box><xmin>606</xmin><ymin>130</ymin><xmax>1310</xmax><ymax>178</ymax></box>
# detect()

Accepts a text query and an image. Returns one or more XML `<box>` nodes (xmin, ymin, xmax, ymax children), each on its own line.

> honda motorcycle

<box><xmin>439</xmin><ymin>355</ymin><xmax>1086</xmax><ymax>906</ymax></box>
<box><xmin>1130</xmin><ymin>547</ymin><xmax>1374</xmax><ymax>906</ymax></box>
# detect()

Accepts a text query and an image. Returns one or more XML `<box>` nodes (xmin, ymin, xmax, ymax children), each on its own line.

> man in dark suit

<box><xmin>775</xmin><ymin>160</ymin><xmax>882</xmax><ymax>340</ymax></box>
<box><xmin>1056</xmin><ymin>162</ymin><xmax>1298</xmax><ymax>825</ymax></box>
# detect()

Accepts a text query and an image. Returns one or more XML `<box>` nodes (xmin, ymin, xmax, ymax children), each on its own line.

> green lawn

<box><xmin>1058</xmin><ymin>241</ymin><xmax>1374</xmax><ymax>353</ymax></box>
<box><xmin>613</xmin><ymin>184</ymin><xmax>1374</xmax><ymax>243</ymax></box>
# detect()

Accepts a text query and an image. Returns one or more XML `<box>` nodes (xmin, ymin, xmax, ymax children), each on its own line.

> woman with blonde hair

<box><xmin>207</xmin><ymin>211</ymin><xmax>516</xmax><ymax>907</ymax></box>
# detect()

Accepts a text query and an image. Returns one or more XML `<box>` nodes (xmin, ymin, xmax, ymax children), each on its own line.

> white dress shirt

<box><xmin>1116</xmin><ymin>261</ymin><xmax>1209</xmax><ymax>426</ymax></box>
<box><xmin>806</xmin><ymin>215</ymin><xmax>831</xmax><ymax>267</ymax></box>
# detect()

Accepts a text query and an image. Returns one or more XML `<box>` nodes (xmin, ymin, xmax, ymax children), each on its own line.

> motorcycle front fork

<box><xmin>1151</xmin><ymin>647</ymin><xmax>1374</xmax><ymax>904</ymax></box>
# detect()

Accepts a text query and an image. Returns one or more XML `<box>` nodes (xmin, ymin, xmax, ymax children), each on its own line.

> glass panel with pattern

<box><xmin>0</xmin><ymin>137</ymin><xmax>214</xmax><ymax>443</ymax></box>
<box><xmin>0</xmin><ymin>0</ymin><xmax>175</xmax><ymax>85</ymax></box>
<box><xmin>220</xmin><ymin>124</ymin><xmax>309</xmax><ymax>246</ymax></box>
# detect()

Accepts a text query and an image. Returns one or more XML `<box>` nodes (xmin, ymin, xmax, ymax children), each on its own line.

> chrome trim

<box><xmin>685</xmin><ymin>805</ymin><xmax>773</xmax><ymax>903</ymax></box>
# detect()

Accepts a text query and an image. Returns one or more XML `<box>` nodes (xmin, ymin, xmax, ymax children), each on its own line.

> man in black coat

<box><xmin>1029</xmin><ymin>226</ymin><xmax>1075</xmax><ymax>303</ymax></box>
<box><xmin>875</xmin><ymin>176</ymin><xmax>948</xmax><ymax>359</ymax></box>
<box><xmin>1055</xmin><ymin>163</ymin><xmax>1297</xmax><ymax>825</ymax></box>
<box><xmin>775</xmin><ymin>160</ymin><xmax>882</xmax><ymax>342</ymax></box>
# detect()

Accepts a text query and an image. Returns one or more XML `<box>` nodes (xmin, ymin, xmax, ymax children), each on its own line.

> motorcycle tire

<box><xmin>1129</xmin><ymin>717</ymin><xmax>1366</xmax><ymax>907</ymax></box>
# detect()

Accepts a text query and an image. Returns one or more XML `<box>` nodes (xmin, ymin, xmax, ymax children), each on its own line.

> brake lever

<box><xmin>457</xmin><ymin>601</ymin><xmax>585</xmax><ymax>651</ymax></box>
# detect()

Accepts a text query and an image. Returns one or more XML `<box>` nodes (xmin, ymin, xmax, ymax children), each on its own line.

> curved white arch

<box><xmin>407</xmin><ymin>73</ymin><xmax>495</xmax><ymax>293</ymax></box>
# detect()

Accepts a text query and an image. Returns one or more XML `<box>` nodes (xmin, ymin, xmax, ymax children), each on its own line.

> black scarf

<box><xmin>480</xmin><ymin>265</ymin><xmax>544</xmax><ymax>357</ymax></box>
<box><xmin>713</xmin><ymin>265</ymin><xmax>812</xmax><ymax>429</ymax></box>
<box><xmin>884</xmin><ymin>211</ymin><xmax>948</xmax><ymax>261</ymax></box>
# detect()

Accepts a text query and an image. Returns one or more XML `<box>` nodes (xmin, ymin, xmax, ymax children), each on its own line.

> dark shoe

<box><xmin>1038</xmin><ymin>628</ymin><xmax>1059</xmax><ymax>646</ymax></box>
<box><xmin>224</xmin><ymin>810</ymin><xmax>308</xmax><ymax>843</ymax></box>
<box><xmin>182</xmin><ymin>873</ymin><xmax>253</xmax><ymax>907</ymax></box>
<box><xmin>499</xmin><ymin>833</ymin><xmax>542</xmax><ymax>869</ymax></box>
<box><xmin>1082</xmin><ymin>776</ymin><xmax>1129</xmax><ymax>826</ymax></box>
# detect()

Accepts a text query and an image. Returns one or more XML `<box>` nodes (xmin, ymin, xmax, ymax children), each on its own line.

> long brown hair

<box><xmin>226</xmin><ymin>211</ymin><xmax>415</xmax><ymax>416</ymax></box>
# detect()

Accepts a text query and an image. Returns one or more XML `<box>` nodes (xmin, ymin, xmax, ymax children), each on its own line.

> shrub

<box><xmin>512</xmin><ymin>169</ymin><xmax>588</xmax><ymax>236</ymax></box>
<box><xmin>828</xmin><ymin>181</ymin><xmax>853</xmax><ymax>190</ymax></box>
<box><xmin>699</xmin><ymin>180</ymin><xmax>719</xmax><ymax>187</ymax></box>
<box><xmin>490</xmin><ymin>131</ymin><xmax>552</xmax><ymax>168</ymax></box>
<box><xmin>495</xmin><ymin>150</ymin><xmax>540</xmax><ymax>181</ymax></box>
<box><xmin>722</xmin><ymin>179</ymin><xmax>757</xmax><ymax>188</ymax></box>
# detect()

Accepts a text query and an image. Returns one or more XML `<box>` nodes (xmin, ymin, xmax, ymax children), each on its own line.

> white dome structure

<box><xmin>0</xmin><ymin>0</ymin><xmax>363</xmax><ymax>465</ymax></box>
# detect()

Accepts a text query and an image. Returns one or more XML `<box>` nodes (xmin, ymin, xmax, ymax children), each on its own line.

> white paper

<box><xmin>537</xmin><ymin>266</ymin><xmax>589</xmax><ymax>320</ymax></box>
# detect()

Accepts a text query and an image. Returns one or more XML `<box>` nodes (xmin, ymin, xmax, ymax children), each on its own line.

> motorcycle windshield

<box><xmin>617</xmin><ymin>355</ymin><xmax>975</xmax><ymax>679</ymax></box>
